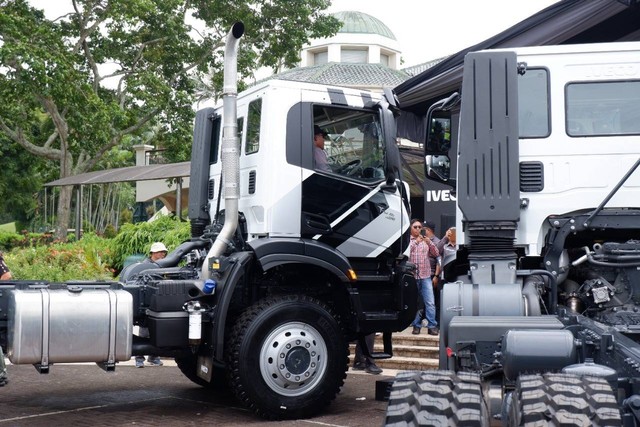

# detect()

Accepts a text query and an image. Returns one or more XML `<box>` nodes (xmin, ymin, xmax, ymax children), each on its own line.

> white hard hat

<box><xmin>150</xmin><ymin>242</ymin><xmax>168</xmax><ymax>253</ymax></box>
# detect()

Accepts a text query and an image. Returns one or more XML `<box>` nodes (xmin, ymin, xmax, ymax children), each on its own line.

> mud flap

<box><xmin>197</xmin><ymin>354</ymin><xmax>213</xmax><ymax>382</ymax></box>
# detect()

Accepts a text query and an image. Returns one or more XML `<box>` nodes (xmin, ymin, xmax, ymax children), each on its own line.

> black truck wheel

<box><xmin>226</xmin><ymin>294</ymin><xmax>348</xmax><ymax>420</ymax></box>
<box><xmin>384</xmin><ymin>370</ymin><xmax>489</xmax><ymax>426</ymax></box>
<box><xmin>507</xmin><ymin>373</ymin><xmax>621</xmax><ymax>426</ymax></box>
<box><xmin>174</xmin><ymin>354</ymin><xmax>229</xmax><ymax>390</ymax></box>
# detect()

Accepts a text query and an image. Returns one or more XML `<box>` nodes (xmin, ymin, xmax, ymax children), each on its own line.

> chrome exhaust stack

<box><xmin>202</xmin><ymin>22</ymin><xmax>244</xmax><ymax>280</ymax></box>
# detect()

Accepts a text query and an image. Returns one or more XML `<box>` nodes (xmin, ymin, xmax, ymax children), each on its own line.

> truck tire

<box><xmin>507</xmin><ymin>373</ymin><xmax>621</xmax><ymax>426</ymax></box>
<box><xmin>174</xmin><ymin>354</ymin><xmax>228</xmax><ymax>390</ymax></box>
<box><xmin>384</xmin><ymin>370</ymin><xmax>489</xmax><ymax>426</ymax></box>
<box><xmin>226</xmin><ymin>294</ymin><xmax>348</xmax><ymax>420</ymax></box>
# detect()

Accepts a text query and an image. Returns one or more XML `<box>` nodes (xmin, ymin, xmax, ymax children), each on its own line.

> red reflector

<box><xmin>446</xmin><ymin>347</ymin><xmax>454</xmax><ymax>358</ymax></box>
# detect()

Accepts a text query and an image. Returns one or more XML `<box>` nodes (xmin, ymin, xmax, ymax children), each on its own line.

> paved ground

<box><xmin>0</xmin><ymin>360</ymin><xmax>399</xmax><ymax>426</ymax></box>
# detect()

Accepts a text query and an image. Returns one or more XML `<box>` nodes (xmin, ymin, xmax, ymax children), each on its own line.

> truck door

<box><xmin>301</xmin><ymin>104</ymin><xmax>409</xmax><ymax>259</ymax></box>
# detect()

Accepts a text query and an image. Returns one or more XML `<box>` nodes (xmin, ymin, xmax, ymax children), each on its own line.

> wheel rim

<box><xmin>259</xmin><ymin>321</ymin><xmax>328</xmax><ymax>396</ymax></box>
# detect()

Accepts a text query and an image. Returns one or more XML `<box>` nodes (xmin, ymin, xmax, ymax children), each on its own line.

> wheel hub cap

<box><xmin>259</xmin><ymin>322</ymin><xmax>328</xmax><ymax>396</ymax></box>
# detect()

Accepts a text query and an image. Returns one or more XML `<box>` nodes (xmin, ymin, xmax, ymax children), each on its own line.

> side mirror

<box><xmin>426</xmin><ymin>155</ymin><xmax>451</xmax><ymax>182</ymax></box>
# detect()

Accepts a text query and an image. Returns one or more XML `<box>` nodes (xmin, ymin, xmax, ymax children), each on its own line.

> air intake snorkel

<box><xmin>201</xmin><ymin>21</ymin><xmax>244</xmax><ymax>280</ymax></box>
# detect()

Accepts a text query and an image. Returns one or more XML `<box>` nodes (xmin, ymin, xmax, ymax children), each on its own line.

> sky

<box><xmin>29</xmin><ymin>0</ymin><xmax>560</xmax><ymax>69</ymax></box>
<box><xmin>327</xmin><ymin>0</ymin><xmax>559</xmax><ymax>67</ymax></box>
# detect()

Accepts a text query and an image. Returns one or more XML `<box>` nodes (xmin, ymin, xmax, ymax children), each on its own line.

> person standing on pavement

<box><xmin>409</xmin><ymin>219</ymin><xmax>440</xmax><ymax>335</ymax></box>
<box><xmin>135</xmin><ymin>242</ymin><xmax>168</xmax><ymax>368</ymax></box>
<box><xmin>436</xmin><ymin>227</ymin><xmax>457</xmax><ymax>281</ymax></box>
<box><xmin>422</xmin><ymin>221</ymin><xmax>442</xmax><ymax>324</ymax></box>
<box><xmin>352</xmin><ymin>333</ymin><xmax>382</xmax><ymax>374</ymax></box>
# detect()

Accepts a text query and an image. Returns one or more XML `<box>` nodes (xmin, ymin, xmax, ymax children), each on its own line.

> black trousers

<box><xmin>354</xmin><ymin>333</ymin><xmax>375</xmax><ymax>364</ymax></box>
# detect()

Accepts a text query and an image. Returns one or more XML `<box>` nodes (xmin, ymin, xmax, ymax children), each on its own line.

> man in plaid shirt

<box><xmin>409</xmin><ymin>219</ymin><xmax>440</xmax><ymax>335</ymax></box>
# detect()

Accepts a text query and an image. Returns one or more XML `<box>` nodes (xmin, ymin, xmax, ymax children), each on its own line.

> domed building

<box><xmin>301</xmin><ymin>11</ymin><xmax>402</xmax><ymax>70</ymax></box>
<box><xmin>270</xmin><ymin>11</ymin><xmax>409</xmax><ymax>91</ymax></box>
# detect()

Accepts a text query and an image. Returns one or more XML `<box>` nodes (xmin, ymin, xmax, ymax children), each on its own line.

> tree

<box><xmin>0</xmin><ymin>0</ymin><xmax>341</xmax><ymax>239</ymax></box>
<box><xmin>0</xmin><ymin>131</ymin><xmax>54</xmax><ymax>228</ymax></box>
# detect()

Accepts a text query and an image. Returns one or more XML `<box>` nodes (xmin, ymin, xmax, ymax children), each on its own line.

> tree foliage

<box><xmin>0</xmin><ymin>0</ymin><xmax>341</xmax><ymax>238</ymax></box>
<box><xmin>0</xmin><ymin>133</ymin><xmax>52</xmax><ymax>227</ymax></box>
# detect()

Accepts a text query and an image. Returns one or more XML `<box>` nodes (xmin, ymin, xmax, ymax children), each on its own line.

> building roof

<box><xmin>334</xmin><ymin>11</ymin><xmax>396</xmax><ymax>40</ymax></box>
<box><xmin>45</xmin><ymin>162</ymin><xmax>190</xmax><ymax>187</ymax></box>
<box><xmin>272</xmin><ymin>62</ymin><xmax>410</xmax><ymax>88</ymax></box>
<box><xmin>402</xmin><ymin>57</ymin><xmax>448</xmax><ymax>77</ymax></box>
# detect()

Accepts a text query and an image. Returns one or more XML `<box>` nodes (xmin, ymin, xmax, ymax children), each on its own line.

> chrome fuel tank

<box><xmin>8</xmin><ymin>287</ymin><xmax>133</xmax><ymax>365</ymax></box>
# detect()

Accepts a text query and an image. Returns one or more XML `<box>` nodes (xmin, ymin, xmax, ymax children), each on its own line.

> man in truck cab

<box><xmin>313</xmin><ymin>125</ymin><xmax>331</xmax><ymax>172</ymax></box>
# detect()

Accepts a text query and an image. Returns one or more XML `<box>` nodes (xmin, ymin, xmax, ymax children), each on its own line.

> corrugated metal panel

<box><xmin>45</xmin><ymin>162</ymin><xmax>190</xmax><ymax>187</ymax></box>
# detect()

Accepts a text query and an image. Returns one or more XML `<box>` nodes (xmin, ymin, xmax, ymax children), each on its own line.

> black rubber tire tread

<box><xmin>174</xmin><ymin>354</ymin><xmax>229</xmax><ymax>390</ymax></box>
<box><xmin>384</xmin><ymin>369</ymin><xmax>489</xmax><ymax>426</ymax></box>
<box><xmin>508</xmin><ymin>373</ymin><xmax>621</xmax><ymax>426</ymax></box>
<box><xmin>226</xmin><ymin>294</ymin><xmax>349</xmax><ymax>420</ymax></box>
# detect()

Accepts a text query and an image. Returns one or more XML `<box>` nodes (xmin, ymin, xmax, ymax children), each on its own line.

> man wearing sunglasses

<box><xmin>409</xmin><ymin>219</ymin><xmax>440</xmax><ymax>335</ymax></box>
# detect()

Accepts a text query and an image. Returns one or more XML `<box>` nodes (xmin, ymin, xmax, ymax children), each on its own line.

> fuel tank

<box><xmin>8</xmin><ymin>287</ymin><xmax>133</xmax><ymax>365</ymax></box>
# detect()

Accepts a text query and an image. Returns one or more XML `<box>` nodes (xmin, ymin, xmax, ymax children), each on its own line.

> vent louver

<box><xmin>249</xmin><ymin>170</ymin><xmax>256</xmax><ymax>194</ymax></box>
<box><xmin>520</xmin><ymin>161</ymin><xmax>544</xmax><ymax>192</ymax></box>
<box><xmin>208</xmin><ymin>179</ymin><xmax>215</xmax><ymax>199</ymax></box>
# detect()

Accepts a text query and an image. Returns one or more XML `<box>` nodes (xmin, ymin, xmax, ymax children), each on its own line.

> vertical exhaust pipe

<box><xmin>202</xmin><ymin>22</ymin><xmax>244</xmax><ymax>280</ymax></box>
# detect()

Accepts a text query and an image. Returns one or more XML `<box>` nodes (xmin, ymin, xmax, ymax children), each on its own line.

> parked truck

<box><xmin>0</xmin><ymin>22</ymin><xmax>418</xmax><ymax>420</ymax></box>
<box><xmin>385</xmin><ymin>42</ymin><xmax>640</xmax><ymax>425</ymax></box>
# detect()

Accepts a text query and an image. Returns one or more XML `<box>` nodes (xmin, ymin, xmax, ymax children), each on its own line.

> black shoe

<box><xmin>412</xmin><ymin>326</ymin><xmax>421</xmax><ymax>335</ymax></box>
<box><xmin>365</xmin><ymin>362</ymin><xmax>382</xmax><ymax>375</ymax></box>
<box><xmin>428</xmin><ymin>327</ymin><xmax>439</xmax><ymax>336</ymax></box>
<box><xmin>352</xmin><ymin>361</ymin><xmax>366</xmax><ymax>371</ymax></box>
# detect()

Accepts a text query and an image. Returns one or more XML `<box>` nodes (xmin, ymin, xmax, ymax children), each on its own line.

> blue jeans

<box><xmin>412</xmin><ymin>277</ymin><xmax>437</xmax><ymax>329</ymax></box>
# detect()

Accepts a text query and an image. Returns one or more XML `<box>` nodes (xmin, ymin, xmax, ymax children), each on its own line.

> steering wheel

<box><xmin>335</xmin><ymin>159</ymin><xmax>362</xmax><ymax>175</ymax></box>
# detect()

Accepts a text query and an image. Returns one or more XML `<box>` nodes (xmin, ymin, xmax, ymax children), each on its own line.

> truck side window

<box><xmin>313</xmin><ymin>106</ymin><xmax>385</xmax><ymax>182</ymax></box>
<box><xmin>237</xmin><ymin>117</ymin><xmax>244</xmax><ymax>151</ymax></box>
<box><xmin>566</xmin><ymin>81</ymin><xmax>640</xmax><ymax>137</ymax></box>
<box><xmin>519</xmin><ymin>68</ymin><xmax>550</xmax><ymax>138</ymax></box>
<box><xmin>246</xmin><ymin>98</ymin><xmax>261</xmax><ymax>154</ymax></box>
<box><xmin>209</xmin><ymin>116</ymin><xmax>221</xmax><ymax>164</ymax></box>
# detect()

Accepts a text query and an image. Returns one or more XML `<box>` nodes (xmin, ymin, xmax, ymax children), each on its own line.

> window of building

<box><xmin>566</xmin><ymin>80</ymin><xmax>640</xmax><ymax>137</ymax></box>
<box><xmin>341</xmin><ymin>48</ymin><xmax>368</xmax><ymax>63</ymax></box>
<box><xmin>314</xmin><ymin>50</ymin><xmax>328</xmax><ymax>65</ymax></box>
<box><xmin>380</xmin><ymin>53</ymin><xmax>389</xmax><ymax>67</ymax></box>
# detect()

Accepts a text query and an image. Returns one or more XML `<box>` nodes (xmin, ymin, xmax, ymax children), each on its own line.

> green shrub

<box><xmin>0</xmin><ymin>231</ymin><xmax>21</xmax><ymax>251</ymax></box>
<box><xmin>4</xmin><ymin>233</ymin><xmax>114</xmax><ymax>281</ymax></box>
<box><xmin>2</xmin><ymin>215</ymin><xmax>191</xmax><ymax>281</ymax></box>
<box><xmin>103</xmin><ymin>224</ymin><xmax>117</xmax><ymax>238</ymax></box>
<box><xmin>108</xmin><ymin>214</ymin><xmax>191</xmax><ymax>271</ymax></box>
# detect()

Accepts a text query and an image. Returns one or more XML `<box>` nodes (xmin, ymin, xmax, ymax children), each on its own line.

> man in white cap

<box><xmin>135</xmin><ymin>242</ymin><xmax>168</xmax><ymax>368</ymax></box>
<box><xmin>148</xmin><ymin>242</ymin><xmax>168</xmax><ymax>263</ymax></box>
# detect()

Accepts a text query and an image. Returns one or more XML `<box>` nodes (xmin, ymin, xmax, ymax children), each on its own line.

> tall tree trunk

<box><xmin>56</xmin><ymin>185</ymin><xmax>73</xmax><ymax>239</ymax></box>
<box><xmin>54</xmin><ymin>151</ymin><xmax>74</xmax><ymax>240</ymax></box>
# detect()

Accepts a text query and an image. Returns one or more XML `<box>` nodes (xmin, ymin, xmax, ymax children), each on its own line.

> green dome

<box><xmin>333</xmin><ymin>11</ymin><xmax>396</xmax><ymax>40</ymax></box>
